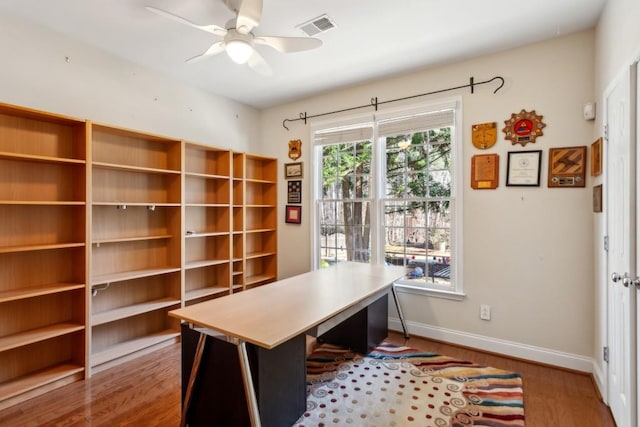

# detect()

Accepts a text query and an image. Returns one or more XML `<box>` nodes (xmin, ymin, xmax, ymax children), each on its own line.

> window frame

<box><xmin>311</xmin><ymin>97</ymin><xmax>465</xmax><ymax>300</ymax></box>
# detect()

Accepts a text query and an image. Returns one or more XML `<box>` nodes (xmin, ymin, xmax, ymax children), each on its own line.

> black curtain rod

<box><xmin>282</xmin><ymin>75</ymin><xmax>504</xmax><ymax>130</ymax></box>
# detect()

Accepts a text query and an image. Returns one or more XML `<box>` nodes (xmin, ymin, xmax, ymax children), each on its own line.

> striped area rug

<box><xmin>294</xmin><ymin>342</ymin><xmax>524</xmax><ymax>427</ymax></box>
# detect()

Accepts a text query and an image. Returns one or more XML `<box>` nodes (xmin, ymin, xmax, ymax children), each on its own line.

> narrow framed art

<box><xmin>591</xmin><ymin>137</ymin><xmax>603</xmax><ymax>176</ymax></box>
<box><xmin>593</xmin><ymin>184</ymin><xmax>603</xmax><ymax>212</ymax></box>
<box><xmin>287</xmin><ymin>180</ymin><xmax>302</xmax><ymax>204</ymax></box>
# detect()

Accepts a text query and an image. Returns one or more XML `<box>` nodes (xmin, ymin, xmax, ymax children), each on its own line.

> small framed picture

<box><xmin>593</xmin><ymin>184</ymin><xmax>603</xmax><ymax>212</ymax></box>
<box><xmin>591</xmin><ymin>137</ymin><xmax>603</xmax><ymax>176</ymax></box>
<box><xmin>506</xmin><ymin>150</ymin><xmax>542</xmax><ymax>187</ymax></box>
<box><xmin>285</xmin><ymin>205</ymin><xmax>302</xmax><ymax>224</ymax></box>
<box><xmin>284</xmin><ymin>162</ymin><xmax>303</xmax><ymax>179</ymax></box>
<box><xmin>287</xmin><ymin>180</ymin><xmax>302</xmax><ymax>204</ymax></box>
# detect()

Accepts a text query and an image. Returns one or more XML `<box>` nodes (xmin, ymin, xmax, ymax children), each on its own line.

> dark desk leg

<box><xmin>181</xmin><ymin>325</ymin><xmax>306</xmax><ymax>427</ymax></box>
<box><xmin>318</xmin><ymin>294</ymin><xmax>388</xmax><ymax>354</ymax></box>
<box><xmin>246</xmin><ymin>336</ymin><xmax>306</xmax><ymax>427</ymax></box>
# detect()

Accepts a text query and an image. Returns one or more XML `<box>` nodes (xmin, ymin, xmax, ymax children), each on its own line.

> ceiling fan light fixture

<box><xmin>226</xmin><ymin>39</ymin><xmax>253</xmax><ymax>64</ymax></box>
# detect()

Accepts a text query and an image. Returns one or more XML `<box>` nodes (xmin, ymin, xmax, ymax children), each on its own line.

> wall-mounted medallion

<box><xmin>471</xmin><ymin>122</ymin><xmax>497</xmax><ymax>149</ymax></box>
<box><xmin>502</xmin><ymin>109</ymin><xmax>546</xmax><ymax>146</ymax></box>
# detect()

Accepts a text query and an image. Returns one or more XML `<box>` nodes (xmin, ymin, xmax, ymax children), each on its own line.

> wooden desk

<box><xmin>170</xmin><ymin>262</ymin><xmax>408</xmax><ymax>427</ymax></box>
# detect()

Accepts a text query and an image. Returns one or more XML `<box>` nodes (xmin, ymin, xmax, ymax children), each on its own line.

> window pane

<box><xmin>356</xmin><ymin>141</ymin><xmax>372</xmax><ymax>173</ymax></box>
<box><xmin>384</xmin><ymin>190</ymin><xmax>452</xmax><ymax>287</ymax></box>
<box><xmin>428</xmin><ymin>170</ymin><xmax>451</xmax><ymax>197</ymax></box>
<box><xmin>427</xmin><ymin>200</ymin><xmax>451</xmax><ymax>229</ymax></box>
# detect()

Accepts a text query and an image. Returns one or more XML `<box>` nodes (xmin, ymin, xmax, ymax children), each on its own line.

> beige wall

<box><xmin>0</xmin><ymin>13</ymin><xmax>260</xmax><ymax>151</ymax></box>
<box><xmin>260</xmin><ymin>30</ymin><xmax>596</xmax><ymax>367</ymax></box>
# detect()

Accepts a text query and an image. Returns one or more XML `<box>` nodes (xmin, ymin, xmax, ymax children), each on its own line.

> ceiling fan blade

<box><xmin>254</xmin><ymin>36</ymin><xmax>322</xmax><ymax>53</ymax></box>
<box><xmin>247</xmin><ymin>50</ymin><xmax>272</xmax><ymax>76</ymax></box>
<box><xmin>145</xmin><ymin>6</ymin><xmax>227</xmax><ymax>37</ymax></box>
<box><xmin>235</xmin><ymin>0</ymin><xmax>262</xmax><ymax>34</ymax></box>
<box><xmin>186</xmin><ymin>41</ymin><xmax>226</xmax><ymax>63</ymax></box>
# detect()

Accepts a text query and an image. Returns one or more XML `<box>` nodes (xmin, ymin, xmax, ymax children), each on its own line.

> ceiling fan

<box><xmin>146</xmin><ymin>0</ymin><xmax>323</xmax><ymax>75</ymax></box>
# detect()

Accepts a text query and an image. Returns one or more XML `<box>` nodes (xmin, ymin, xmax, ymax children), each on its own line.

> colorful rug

<box><xmin>294</xmin><ymin>342</ymin><xmax>525</xmax><ymax>426</ymax></box>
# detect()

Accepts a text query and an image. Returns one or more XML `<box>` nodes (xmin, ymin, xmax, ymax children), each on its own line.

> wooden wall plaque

<box><xmin>471</xmin><ymin>153</ymin><xmax>499</xmax><ymax>189</ymax></box>
<box><xmin>548</xmin><ymin>146</ymin><xmax>587</xmax><ymax>188</ymax></box>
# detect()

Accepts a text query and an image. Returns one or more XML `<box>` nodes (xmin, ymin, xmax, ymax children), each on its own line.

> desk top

<box><xmin>169</xmin><ymin>262</ymin><xmax>407</xmax><ymax>349</ymax></box>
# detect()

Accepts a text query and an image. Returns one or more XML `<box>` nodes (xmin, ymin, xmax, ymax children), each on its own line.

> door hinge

<box><xmin>604</xmin><ymin>235</ymin><xmax>609</xmax><ymax>252</ymax></box>
<box><xmin>604</xmin><ymin>124</ymin><xmax>608</xmax><ymax>141</ymax></box>
<box><xmin>603</xmin><ymin>346</ymin><xmax>609</xmax><ymax>363</ymax></box>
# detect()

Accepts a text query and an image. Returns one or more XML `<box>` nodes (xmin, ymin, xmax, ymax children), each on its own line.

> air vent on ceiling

<box><xmin>297</xmin><ymin>14</ymin><xmax>336</xmax><ymax>37</ymax></box>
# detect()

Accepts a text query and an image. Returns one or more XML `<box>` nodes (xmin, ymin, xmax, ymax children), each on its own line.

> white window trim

<box><xmin>310</xmin><ymin>97</ymin><xmax>465</xmax><ymax>300</ymax></box>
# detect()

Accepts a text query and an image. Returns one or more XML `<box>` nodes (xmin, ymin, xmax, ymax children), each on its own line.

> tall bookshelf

<box><xmin>90</xmin><ymin>124</ymin><xmax>182</xmax><ymax>372</ymax></box>
<box><xmin>184</xmin><ymin>143</ymin><xmax>233</xmax><ymax>305</ymax></box>
<box><xmin>243</xmin><ymin>154</ymin><xmax>278</xmax><ymax>288</ymax></box>
<box><xmin>0</xmin><ymin>104</ymin><xmax>88</xmax><ymax>410</ymax></box>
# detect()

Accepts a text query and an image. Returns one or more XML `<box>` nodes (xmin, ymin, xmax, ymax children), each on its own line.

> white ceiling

<box><xmin>0</xmin><ymin>0</ymin><xmax>605</xmax><ymax>109</ymax></box>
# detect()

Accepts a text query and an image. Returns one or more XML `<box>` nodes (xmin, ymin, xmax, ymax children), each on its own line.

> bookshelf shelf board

<box><xmin>91</xmin><ymin>267</ymin><xmax>181</xmax><ymax>286</ymax></box>
<box><xmin>0</xmin><ymin>323</ymin><xmax>85</xmax><ymax>352</ymax></box>
<box><xmin>91</xmin><ymin>298</ymin><xmax>181</xmax><ymax>326</ymax></box>
<box><xmin>0</xmin><ymin>283</ymin><xmax>84</xmax><ymax>304</ymax></box>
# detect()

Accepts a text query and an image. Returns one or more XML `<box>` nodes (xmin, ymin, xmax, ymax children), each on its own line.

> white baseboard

<box><xmin>591</xmin><ymin>360</ymin><xmax>608</xmax><ymax>403</ymax></box>
<box><xmin>389</xmin><ymin>317</ymin><xmax>594</xmax><ymax>373</ymax></box>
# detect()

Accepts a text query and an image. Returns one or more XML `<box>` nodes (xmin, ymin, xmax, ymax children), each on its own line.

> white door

<box><xmin>606</xmin><ymin>64</ymin><xmax>637</xmax><ymax>427</ymax></box>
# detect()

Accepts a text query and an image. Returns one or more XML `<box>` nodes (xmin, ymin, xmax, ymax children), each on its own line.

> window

<box><xmin>312</xmin><ymin>98</ymin><xmax>463</xmax><ymax>298</ymax></box>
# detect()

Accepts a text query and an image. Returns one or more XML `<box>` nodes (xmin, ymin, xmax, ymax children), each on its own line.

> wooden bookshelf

<box><xmin>90</xmin><ymin>124</ymin><xmax>182</xmax><ymax>372</ymax></box>
<box><xmin>239</xmin><ymin>154</ymin><xmax>278</xmax><ymax>289</ymax></box>
<box><xmin>0</xmin><ymin>101</ymin><xmax>279</xmax><ymax>407</ymax></box>
<box><xmin>184</xmin><ymin>143</ymin><xmax>233</xmax><ymax>305</ymax></box>
<box><xmin>0</xmin><ymin>103</ymin><xmax>88</xmax><ymax>409</ymax></box>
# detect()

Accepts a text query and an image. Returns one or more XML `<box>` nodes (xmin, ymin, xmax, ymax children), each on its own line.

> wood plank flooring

<box><xmin>0</xmin><ymin>332</ymin><xmax>616</xmax><ymax>426</ymax></box>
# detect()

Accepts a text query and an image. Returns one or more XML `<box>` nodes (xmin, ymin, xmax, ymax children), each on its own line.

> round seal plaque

<box><xmin>502</xmin><ymin>109</ymin><xmax>546</xmax><ymax>146</ymax></box>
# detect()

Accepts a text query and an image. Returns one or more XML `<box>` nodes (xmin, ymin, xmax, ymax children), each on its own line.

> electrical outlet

<box><xmin>480</xmin><ymin>304</ymin><xmax>491</xmax><ymax>320</ymax></box>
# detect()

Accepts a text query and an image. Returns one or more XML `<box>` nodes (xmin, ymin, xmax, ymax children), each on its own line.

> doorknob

<box><xmin>611</xmin><ymin>272</ymin><xmax>623</xmax><ymax>283</ymax></box>
<box><xmin>623</xmin><ymin>275</ymin><xmax>640</xmax><ymax>289</ymax></box>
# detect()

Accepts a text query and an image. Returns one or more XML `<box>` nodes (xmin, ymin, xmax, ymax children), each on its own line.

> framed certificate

<box><xmin>506</xmin><ymin>150</ymin><xmax>542</xmax><ymax>187</ymax></box>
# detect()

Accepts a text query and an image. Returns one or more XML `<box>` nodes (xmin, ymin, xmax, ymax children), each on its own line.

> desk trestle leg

<box><xmin>391</xmin><ymin>284</ymin><xmax>410</xmax><ymax>339</ymax></box>
<box><xmin>238</xmin><ymin>341</ymin><xmax>261</xmax><ymax>427</ymax></box>
<box><xmin>181</xmin><ymin>332</ymin><xmax>206</xmax><ymax>427</ymax></box>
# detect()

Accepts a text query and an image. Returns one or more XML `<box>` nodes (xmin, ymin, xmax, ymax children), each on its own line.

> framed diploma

<box><xmin>506</xmin><ymin>150</ymin><xmax>542</xmax><ymax>187</ymax></box>
<box><xmin>471</xmin><ymin>153</ymin><xmax>499</xmax><ymax>189</ymax></box>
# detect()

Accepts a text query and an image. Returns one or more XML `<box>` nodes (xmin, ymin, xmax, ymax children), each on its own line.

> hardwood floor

<box><xmin>0</xmin><ymin>332</ymin><xmax>616</xmax><ymax>426</ymax></box>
